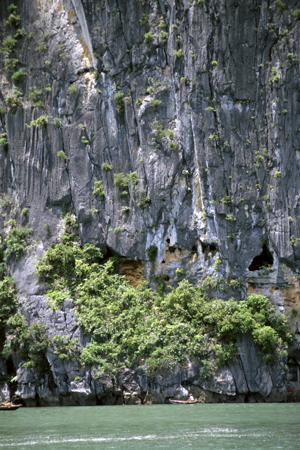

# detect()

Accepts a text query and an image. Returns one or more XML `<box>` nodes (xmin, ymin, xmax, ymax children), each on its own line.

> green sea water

<box><xmin>0</xmin><ymin>404</ymin><xmax>299</xmax><ymax>449</ymax></box>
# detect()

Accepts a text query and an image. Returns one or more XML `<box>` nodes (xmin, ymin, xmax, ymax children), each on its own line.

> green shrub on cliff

<box><xmin>5</xmin><ymin>87</ymin><xmax>23</xmax><ymax>107</ymax></box>
<box><xmin>3</xmin><ymin>314</ymin><xmax>49</xmax><ymax>372</ymax></box>
<box><xmin>4</xmin><ymin>57</ymin><xmax>18</xmax><ymax>73</ymax></box>
<box><xmin>93</xmin><ymin>180</ymin><xmax>105</xmax><ymax>197</ymax></box>
<box><xmin>114</xmin><ymin>173</ymin><xmax>129</xmax><ymax>190</ymax></box>
<box><xmin>0</xmin><ymin>277</ymin><xmax>17</xmax><ymax>343</ymax></box>
<box><xmin>14</xmin><ymin>28</ymin><xmax>26</xmax><ymax>39</ymax></box>
<box><xmin>11</xmin><ymin>68</ymin><xmax>26</xmax><ymax>84</ymax></box>
<box><xmin>0</xmin><ymin>133</ymin><xmax>8</xmax><ymax>148</ymax></box>
<box><xmin>114</xmin><ymin>91</ymin><xmax>124</xmax><ymax>114</ymax></box>
<box><xmin>2</xmin><ymin>36</ymin><xmax>17</xmax><ymax>54</ymax></box>
<box><xmin>4</xmin><ymin>227</ymin><xmax>32</xmax><ymax>261</ymax></box>
<box><xmin>33</xmin><ymin>217</ymin><xmax>292</xmax><ymax>378</ymax></box>
<box><xmin>27</xmin><ymin>115</ymin><xmax>48</xmax><ymax>128</ymax></box>
<box><xmin>292</xmin><ymin>9</ymin><xmax>300</xmax><ymax>20</ymax></box>
<box><xmin>5</xmin><ymin>12</ymin><xmax>20</xmax><ymax>27</ymax></box>
<box><xmin>68</xmin><ymin>84</ymin><xmax>79</xmax><ymax>95</ymax></box>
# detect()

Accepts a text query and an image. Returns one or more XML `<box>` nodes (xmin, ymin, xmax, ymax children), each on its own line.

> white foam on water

<box><xmin>0</xmin><ymin>429</ymin><xmax>272</xmax><ymax>448</ymax></box>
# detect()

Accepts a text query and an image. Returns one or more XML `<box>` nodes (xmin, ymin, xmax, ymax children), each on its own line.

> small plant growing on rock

<box><xmin>136</xmin><ymin>98</ymin><xmax>142</xmax><ymax>107</ymax></box>
<box><xmin>147</xmin><ymin>245</ymin><xmax>158</xmax><ymax>262</ymax></box>
<box><xmin>43</xmin><ymin>222</ymin><xmax>50</xmax><ymax>231</ymax></box>
<box><xmin>2</xmin><ymin>36</ymin><xmax>17</xmax><ymax>54</ymax></box>
<box><xmin>78</xmin><ymin>123</ymin><xmax>86</xmax><ymax>131</ymax></box>
<box><xmin>137</xmin><ymin>195</ymin><xmax>150</xmax><ymax>208</ymax></box>
<box><xmin>101</xmin><ymin>163</ymin><xmax>112</xmax><ymax>171</ymax></box>
<box><xmin>169</xmin><ymin>142</ymin><xmax>177</xmax><ymax>150</ymax></box>
<box><xmin>139</xmin><ymin>14</ymin><xmax>148</xmax><ymax>25</ymax></box>
<box><xmin>225</xmin><ymin>214</ymin><xmax>236</xmax><ymax>221</ymax></box>
<box><xmin>21</xmin><ymin>208</ymin><xmax>29</xmax><ymax>216</ymax></box>
<box><xmin>29</xmin><ymin>89</ymin><xmax>42</xmax><ymax>104</ymax></box>
<box><xmin>292</xmin><ymin>9</ymin><xmax>300</xmax><ymax>20</ymax></box>
<box><xmin>158</xmin><ymin>31</ymin><xmax>168</xmax><ymax>41</ymax></box>
<box><xmin>7</xmin><ymin>4</ymin><xmax>18</xmax><ymax>14</ymax></box>
<box><xmin>221</xmin><ymin>196</ymin><xmax>231</xmax><ymax>205</ymax></box>
<box><xmin>114</xmin><ymin>91</ymin><xmax>124</xmax><ymax>114</ymax></box>
<box><xmin>290</xmin><ymin>235</ymin><xmax>299</xmax><ymax>247</ymax></box>
<box><xmin>208</xmin><ymin>132</ymin><xmax>219</xmax><ymax>142</ymax></box>
<box><xmin>93</xmin><ymin>181</ymin><xmax>105</xmax><ymax>197</ymax></box>
<box><xmin>269</xmin><ymin>67</ymin><xmax>279</xmax><ymax>84</ymax></box>
<box><xmin>276</xmin><ymin>0</ymin><xmax>287</xmax><ymax>12</ymax></box>
<box><xmin>291</xmin><ymin>308</ymin><xmax>298</xmax><ymax>319</ymax></box>
<box><xmin>150</xmin><ymin>99</ymin><xmax>162</xmax><ymax>108</ymax></box>
<box><xmin>114</xmin><ymin>173</ymin><xmax>129</xmax><ymax>190</ymax></box>
<box><xmin>4</xmin><ymin>57</ymin><xmax>18</xmax><ymax>72</ymax></box>
<box><xmin>27</xmin><ymin>115</ymin><xmax>48</xmax><ymax>128</ymax></box>
<box><xmin>14</xmin><ymin>28</ymin><xmax>26</xmax><ymax>39</ymax></box>
<box><xmin>6</xmin><ymin>11</ymin><xmax>20</xmax><ymax>27</ymax></box>
<box><xmin>274</xmin><ymin>171</ymin><xmax>281</xmax><ymax>178</ymax></box>
<box><xmin>114</xmin><ymin>227</ymin><xmax>121</xmax><ymax>233</ymax></box>
<box><xmin>81</xmin><ymin>136</ymin><xmax>89</xmax><ymax>145</ymax></box>
<box><xmin>121</xmin><ymin>206</ymin><xmax>130</xmax><ymax>213</ymax></box>
<box><xmin>5</xmin><ymin>88</ymin><xmax>23</xmax><ymax>108</ymax></box>
<box><xmin>128</xmin><ymin>172</ymin><xmax>138</xmax><ymax>185</ymax></box>
<box><xmin>144</xmin><ymin>32</ymin><xmax>154</xmax><ymax>44</ymax></box>
<box><xmin>68</xmin><ymin>84</ymin><xmax>79</xmax><ymax>95</ymax></box>
<box><xmin>52</xmin><ymin>118</ymin><xmax>62</xmax><ymax>128</ymax></box>
<box><xmin>11</xmin><ymin>69</ymin><xmax>26</xmax><ymax>84</ymax></box>
<box><xmin>0</xmin><ymin>133</ymin><xmax>8</xmax><ymax>148</ymax></box>
<box><xmin>158</xmin><ymin>19</ymin><xmax>167</xmax><ymax>29</ymax></box>
<box><xmin>211</xmin><ymin>60</ymin><xmax>218</xmax><ymax>66</ymax></box>
<box><xmin>4</xmin><ymin>227</ymin><xmax>33</xmax><ymax>261</ymax></box>
<box><xmin>173</xmin><ymin>49</ymin><xmax>183</xmax><ymax>57</ymax></box>
<box><xmin>0</xmin><ymin>196</ymin><xmax>13</xmax><ymax>209</ymax></box>
<box><xmin>57</xmin><ymin>151</ymin><xmax>68</xmax><ymax>161</ymax></box>
<box><xmin>5</xmin><ymin>88</ymin><xmax>23</xmax><ymax>106</ymax></box>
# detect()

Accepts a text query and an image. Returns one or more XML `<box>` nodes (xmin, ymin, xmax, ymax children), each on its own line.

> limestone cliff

<box><xmin>1</xmin><ymin>0</ymin><xmax>300</xmax><ymax>405</ymax></box>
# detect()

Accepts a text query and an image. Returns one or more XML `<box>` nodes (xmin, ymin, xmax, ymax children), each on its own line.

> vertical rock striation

<box><xmin>1</xmin><ymin>0</ymin><xmax>300</xmax><ymax>404</ymax></box>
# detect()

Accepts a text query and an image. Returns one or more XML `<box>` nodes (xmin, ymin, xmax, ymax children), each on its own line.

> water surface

<box><xmin>1</xmin><ymin>404</ymin><xmax>299</xmax><ymax>449</ymax></box>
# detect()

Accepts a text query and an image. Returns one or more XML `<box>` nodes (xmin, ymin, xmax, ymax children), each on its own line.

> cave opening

<box><xmin>200</xmin><ymin>241</ymin><xmax>218</xmax><ymax>259</ymax></box>
<box><xmin>192</xmin><ymin>245</ymin><xmax>198</xmax><ymax>254</ymax></box>
<box><xmin>248</xmin><ymin>244</ymin><xmax>274</xmax><ymax>271</ymax></box>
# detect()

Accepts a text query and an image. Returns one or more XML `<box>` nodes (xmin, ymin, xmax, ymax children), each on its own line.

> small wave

<box><xmin>0</xmin><ymin>430</ymin><xmax>274</xmax><ymax>448</ymax></box>
<box><xmin>0</xmin><ymin>435</ymin><xmax>158</xmax><ymax>447</ymax></box>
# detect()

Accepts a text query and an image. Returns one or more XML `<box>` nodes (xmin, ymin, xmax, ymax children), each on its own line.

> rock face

<box><xmin>1</xmin><ymin>0</ymin><xmax>300</xmax><ymax>404</ymax></box>
<box><xmin>12</xmin><ymin>298</ymin><xmax>287</xmax><ymax>406</ymax></box>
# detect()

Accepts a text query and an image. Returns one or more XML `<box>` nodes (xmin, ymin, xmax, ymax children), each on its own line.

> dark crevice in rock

<box><xmin>249</xmin><ymin>244</ymin><xmax>273</xmax><ymax>271</ymax></box>
<box><xmin>200</xmin><ymin>241</ymin><xmax>218</xmax><ymax>259</ymax></box>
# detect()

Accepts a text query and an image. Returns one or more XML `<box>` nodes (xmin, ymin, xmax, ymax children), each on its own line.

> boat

<box><xmin>169</xmin><ymin>399</ymin><xmax>199</xmax><ymax>404</ymax></box>
<box><xmin>0</xmin><ymin>403</ymin><xmax>21</xmax><ymax>411</ymax></box>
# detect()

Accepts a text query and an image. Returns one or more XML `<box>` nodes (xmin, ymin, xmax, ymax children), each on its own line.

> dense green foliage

<box><xmin>114</xmin><ymin>173</ymin><xmax>129</xmax><ymax>190</ymax></box>
<box><xmin>11</xmin><ymin>68</ymin><xmax>26</xmax><ymax>84</ymax></box>
<box><xmin>147</xmin><ymin>245</ymin><xmax>158</xmax><ymax>262</ymax></box>
<box><xmin>3</xmin><ymin>314</ymin><xmax>49</xmax><ymax>372</ymax></box>
<box><xmin>34</xmin><ymin>217</ymin><xmax>292</xmax><ymax>378</ymax></box>
<box><xmin>114</xmin><ymin>91</ymin><xmax>124</xmax><ymax>113</ymax></box>
<box><xmin>0</xmin><ymin>277</ymin><xmax>17</xmax><ymax>344</ymax></box>
<box><xmin>4</xmin><ymin>227</ymin><xmax>32</xmax><ymax>261</ymax></box>
<box><xmin>26</xmin><ymin>115</ymin><xmax>48</xmax><ymax>128</ymax></box>
<box><xmin>93</xmin><ymin>180</ymin><xmax>105</xmax><ymax>197</ymax></box>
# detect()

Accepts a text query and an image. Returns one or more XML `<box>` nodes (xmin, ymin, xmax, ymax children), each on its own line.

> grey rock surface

<box><xmin>0</xmin><ymin>0</ymin><xmax>299</xmax><ymax>404</ymax></box>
